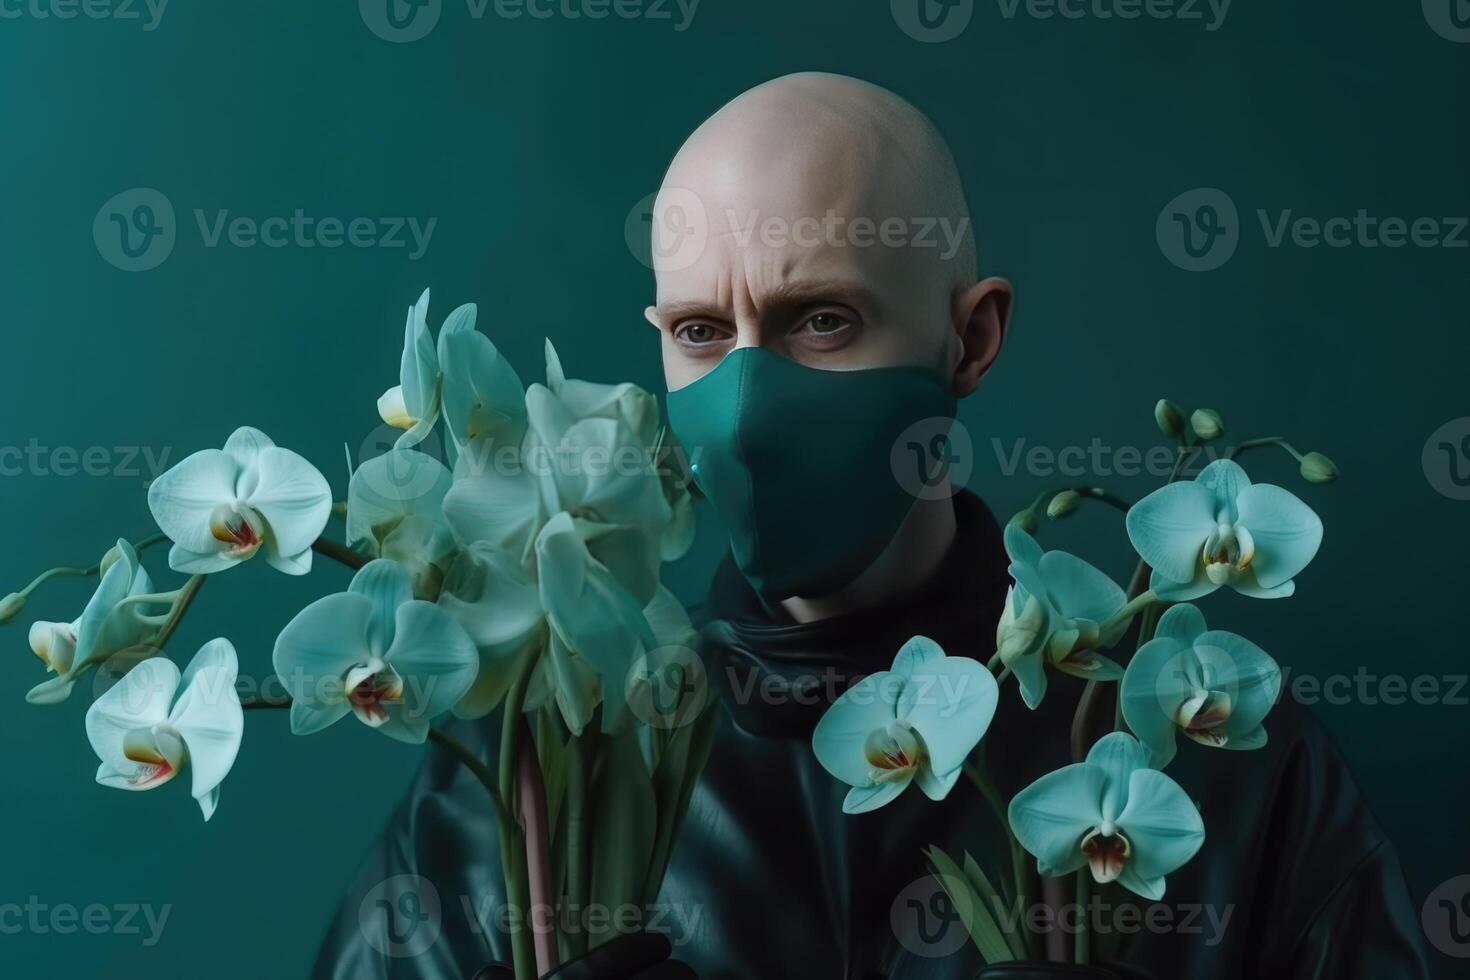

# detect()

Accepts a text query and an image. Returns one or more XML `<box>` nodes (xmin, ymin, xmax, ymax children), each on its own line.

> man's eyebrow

<box><xmin>652</xmin><ymin>279</ymin><xmax>883</xmax><ymax>323</ymax></box>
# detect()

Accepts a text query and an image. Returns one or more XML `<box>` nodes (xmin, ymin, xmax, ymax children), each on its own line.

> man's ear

<box><xmin>643</xmin><ymin>305</ymin><xmax>662</xmax><ymax>330</ymax></box>
<box><xmin>950</xmin><ymin>277</ymin><xmax>1013</xmax><ymax>397</ymax></box>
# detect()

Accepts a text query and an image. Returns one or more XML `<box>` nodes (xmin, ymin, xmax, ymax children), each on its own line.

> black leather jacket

<box><xmin>313</xmin><ymin>493</ymin><xmax>1430</xmax><ymax>980</ymax></box>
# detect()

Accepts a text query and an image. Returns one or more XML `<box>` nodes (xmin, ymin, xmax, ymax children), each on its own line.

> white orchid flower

<box><xmin>26</xmin><ymin>539</ymin><xmax>168</xmax><ymax>705</ymax></box>
<box><xmin>346</xmin><ymin>448</ymin><xmax>457</xmax><ymax>599</ymax></box>
<box><xmin>444</xmin><ymin>373</ymin><xmax>674</xmax><ymax>607</ymax></box>
<box><xmin>84</xmin><ymin>639</ymin><xmax>244</xmax><ymax>821</ymax></box>
<box><xmin>147</xmin><ymin>427</ymin><xmax>332</xmax><ymax>576</ymax></box>
<box><xmin>1126</xmin><ymin>459</ymin><xmax>1323</xmax><ymax>600</ymax></box>
<box><xmin>272</xmin><ymin>559</ymin><xmax>479</xmax><ymax>744</ymax></box>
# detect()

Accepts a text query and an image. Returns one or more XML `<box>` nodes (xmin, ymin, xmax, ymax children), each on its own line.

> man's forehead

<box><xmin>652</xmin><ymin>273</ymin><xmax>885</xmax><ymax>321</ymax></box>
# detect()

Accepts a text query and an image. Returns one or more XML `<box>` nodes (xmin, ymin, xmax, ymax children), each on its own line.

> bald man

<box><xmin>314</xmin><ymin>74</ymin><xmax>1428</xmax><ymax>980</ymax></box>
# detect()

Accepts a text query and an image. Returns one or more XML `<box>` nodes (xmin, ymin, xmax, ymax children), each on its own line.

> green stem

<box><xmin>159</xmin><ymin>575</ymin><xmax>205</xmax><ymax>645</ymax></box>
<box><xmin>426</xmin><ymin>727</ymin><xmax>513</xmax><ymax>827</ymax></box>
<box><xmin>1075</xmin><ymin>869</ymin><xmax>1091</xmax><ymax>964</ymax></box>
<box><xmin>310</xmin><ymin>536</ymin><xmax>370</xmax><ymax>571</ymax></box>
<box><xmin>1226</xmin><ymin>436</ymin><xmax>1303</xmax><ymax>462</ymax></box>
<box><xmin>1100</xmin><ymin>589</ymin><xmax>1157</xmax><ymax>635</ymax></box>
<box><xmin>563</xmin><ymin>729</ymin><xmax>591</xmax><ymax>959</ymax></box>
<box><xmin>12</xmin><ymin>533</ymin><xmax>170</xmax><ymax>598</ymax></box>
<box><xmin>963</xmin><ymin>758</ymin><xmax>1027</xmax><ymax>917</ymax></box>
<box><xmin>499</xmin><ymin>654</ymin><xmax>540</xmax><ymax>980</ymax></box>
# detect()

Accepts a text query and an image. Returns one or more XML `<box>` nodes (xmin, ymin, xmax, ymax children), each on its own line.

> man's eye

<box><xmin>800</xmin><ymin>312</ymin><xmax>854</xmax><ymax>335</ymax></box>
<box><xmin>675</xmin><ymin>322</ymin><xmax>724</xmax><ymax>345</ymax></box>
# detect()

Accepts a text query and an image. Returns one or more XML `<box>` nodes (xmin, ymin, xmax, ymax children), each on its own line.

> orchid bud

<box><xmin>0</xmin><ymin>592</ymin><xmax>25</xmax><ymax>624</ymax></box>
<box><xmin>1299</xmin><ymin>451</ymin><xmax>1339</xmax><ymax>483</ymax></box>
<box><xmin>1047</xmin><ymin>491</ymin><xmax>1081</xmax><ymax>519</ymax></box>
<box><xmin>1154</xmin><ymin>399</ymin><xmax>1186</xmax><ymax>439</ymax></box>
<box><xmin>1189</xmin><ymin>409</ymin><xmax>1225</xmax><ymax>441</ymax></box>
<box><xmin>1009</xmin><ymin>510</ymin><xmax>1038</xmax><ymax>534</ymax></box>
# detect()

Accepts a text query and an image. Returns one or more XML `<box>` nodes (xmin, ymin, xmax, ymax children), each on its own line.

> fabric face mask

<box><xmin>666</xmin><ymin>346</ymin><xmax>959</xmax><ymax>600</ymax></box>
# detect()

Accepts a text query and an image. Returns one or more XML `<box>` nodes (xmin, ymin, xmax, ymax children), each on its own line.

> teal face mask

<box><xmin>666</xmin><ymin>347</ymin><xmax>959</xmax><ymax>600</ymax></box>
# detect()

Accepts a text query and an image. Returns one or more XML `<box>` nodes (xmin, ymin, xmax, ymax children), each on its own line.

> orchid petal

<box><xmin>842</xmin><ymin>779</ymin><xmax>909</xmax><ymax>814</ymax></box>
<box><xmin>377</xmin><ymin>601</ymin><xmax>478</xmax><ymax>744</ymax></box>
<box><xmin>349</xmin><ymin>560</ymin><xmax>414</xmax><ymax>659</ymax></box>
<box><xmin>168</xmin><ymin>639</ymin><xmax>243</xmax><ymax>819</ymax></box>
<box><xmin>248</xmin><ymin>447</ymin><xmax>332</xmax><ymax>557</ymax></box>
<box><xmin>898</xmin><ymin>656</ymin><xmax>997</xmax><ymax>776</ymax></box>
<box><xmin>1115</xmin><ymin>768</ymin><xmax>1205</xmax><ymax>883</ymax></box>
<box><xmin>147</xmin><ymin>449</ymin><xmax>241</xmax><ymax>556</ymax></box>
<box><xmin>273</xmin><ymin>592</ymin><xmax>373</xmax><ymax>736</ymax></box>
<box><xmin>1126</xmin><ymin>481</ymin><xmax>1217</xmax><ymax>585</ymax></box>
<box><xmin>1038</xmin><ymin>551</ymin><xmax>1126</xmax><ymax>625</ymax></box>
<box><xmin>1008</xmin><ymin>762</ymin><xmax>1107</xmax><ymax>876</ymax></box>
<box><xmin>811</xmin><ymin>671</ymin><xmax>901</xmax><ymax>787</ymax></box>
<box><xmin>1234</xmin><ymin>484</ymin><xmax>1323</xmax><ymax>589</ymax></box>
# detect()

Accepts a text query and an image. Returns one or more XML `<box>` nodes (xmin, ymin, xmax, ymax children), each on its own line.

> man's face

<box><xmin>645</xmin><ymin>193</ymin><xmax>962</xmax><ymax>391</ymax></box>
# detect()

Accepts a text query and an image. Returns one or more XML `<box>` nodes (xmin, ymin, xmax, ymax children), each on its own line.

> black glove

<box><xmin>472</xmin><ymin>932</ymin><xmax>695</xmax><ymax>980</ymax></box>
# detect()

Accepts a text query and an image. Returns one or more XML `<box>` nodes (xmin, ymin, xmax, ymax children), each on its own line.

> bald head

<box><xmin>646</xmin><ymin>72</ymin><xmax>1009</xmax><ymax>392</ymax></box>
<box><xmin>664</xmin><ymin>73</ymin><xmax>977</xmax><ymax>280</ymax></box>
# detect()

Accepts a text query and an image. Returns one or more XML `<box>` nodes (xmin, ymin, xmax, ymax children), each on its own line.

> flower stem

<box><xmin>498</xmin><ymin>655</ymin><xmax>540</xmax><ymax>980</ymax></box>
<box><xmin>963</xmin><ymin>755</ymin><xmax>1027</xmax><ymax>917</ymax></box>
<box><xmin>563</xmin><ymin>729</ymin><xmax>591</xmax><ymax>959</ymax></box>
<box><xmin>310</xmin><ymin>536</ymin><xmax>370</xmax><ymax>571</ymax></box>
<box><xmin>1100</xmin><ymin>589</ymin><xmax>1157</xmax><ymax>635</ymax></box>
<box><xmin>517</xmin><ymin>717</ymin><xmax>559</xmax><ymax>977</ymax></box>
<box><xmin>151</xmin><ymin>574</ymin><xmax>207</xmax><ymax>652</ymax></box>
<box><xmin>1226</xmin><ymin>436</ymin><xmax>1303</xmax><ymax>463</ymax></box>
<box><xmin>1074</xmin><ymin>869</ymin><xmax>1091</xmax><ymax>964</ymax></box>
<box><xmin>11</xmin><ymin>532</ymin><xmax>170</xmax><ymax>600</ymax></box>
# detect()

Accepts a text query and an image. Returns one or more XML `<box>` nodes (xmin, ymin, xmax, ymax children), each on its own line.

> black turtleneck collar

<box><xmin>695</xmin><ymin>491</ymin><xmax>1023</xmax><ymax>737</ymax></box>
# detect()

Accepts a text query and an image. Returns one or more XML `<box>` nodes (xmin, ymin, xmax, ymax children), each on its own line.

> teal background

<box><xmin>1</xmin><ymin>1</ymin><xmax>1467</xmax><ymax>977</ymax></box>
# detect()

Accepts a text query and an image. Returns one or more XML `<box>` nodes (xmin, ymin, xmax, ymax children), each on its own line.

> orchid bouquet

<box><xmin>4</xmin><ymin>289</ymin><xmax>712</xmax><ymax>980</ymax></box>
<box><xmin>811</xmin><ymin>402</ymin><xmax>1336</xmax><ymax>968</ymax></box>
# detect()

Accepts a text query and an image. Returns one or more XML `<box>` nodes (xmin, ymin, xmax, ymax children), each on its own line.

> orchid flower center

<box><xmin>1201</xmin><ymin>518</ymin><xmax>1255</xmax><ymax>585</ymax></box>
<box><xmin>863</xmin><ymin>722</ymin><xmax>924</xmax><ymax>784</ymax></box>
<box><xmin>1175</xmin><ymin>689</ymin><xmax>1234</xmax><ymax>747</ymax></box>
<box><xmin>120</xmin><ymin>724</ymin><xmax>185</xmax><ymax>789</ymax></box>
<box><xmin>210</xmin><ymin>502</ymin><xmax>265</xmax><ymax>560</ymax></box>
<box><xmin>344</xmin><ymin>658</ymin><xmax>404</xmax><ymax>728</ymax></box>
<box><xmin>1081</xmin><ymin>825</ymin><xmax>1132</xmax><ymax>884</ymax></box>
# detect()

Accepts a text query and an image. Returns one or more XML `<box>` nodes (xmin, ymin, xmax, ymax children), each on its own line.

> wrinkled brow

<box><xmin>653</xmin><ymin>278</ymin><xmax>884</xmax><ymax>324</ymax></box>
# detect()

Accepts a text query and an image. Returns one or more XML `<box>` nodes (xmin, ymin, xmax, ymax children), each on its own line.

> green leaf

<box><xmin>642</xmin><ymin>703</ymin><xmax>716</xmax><ymax>905</ymax></box>
<box><xmin>588</xmin><ymin>725</ymin><xmax>656</xmax><ymax>948</ymax></box>
<box><xmin>963</xmin><ymin>851</ymin><xmax>1029</xmax><ymax>961</ymax></box>
<box><xmin>536</xmin><ymin>708</ymin><xmax>568</xmax><ymax>847</ymax></box>
<box><xmin>924</xmin><ymin>846</ymin><xmax>1015</xmax><ymax>965</ymax></box>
